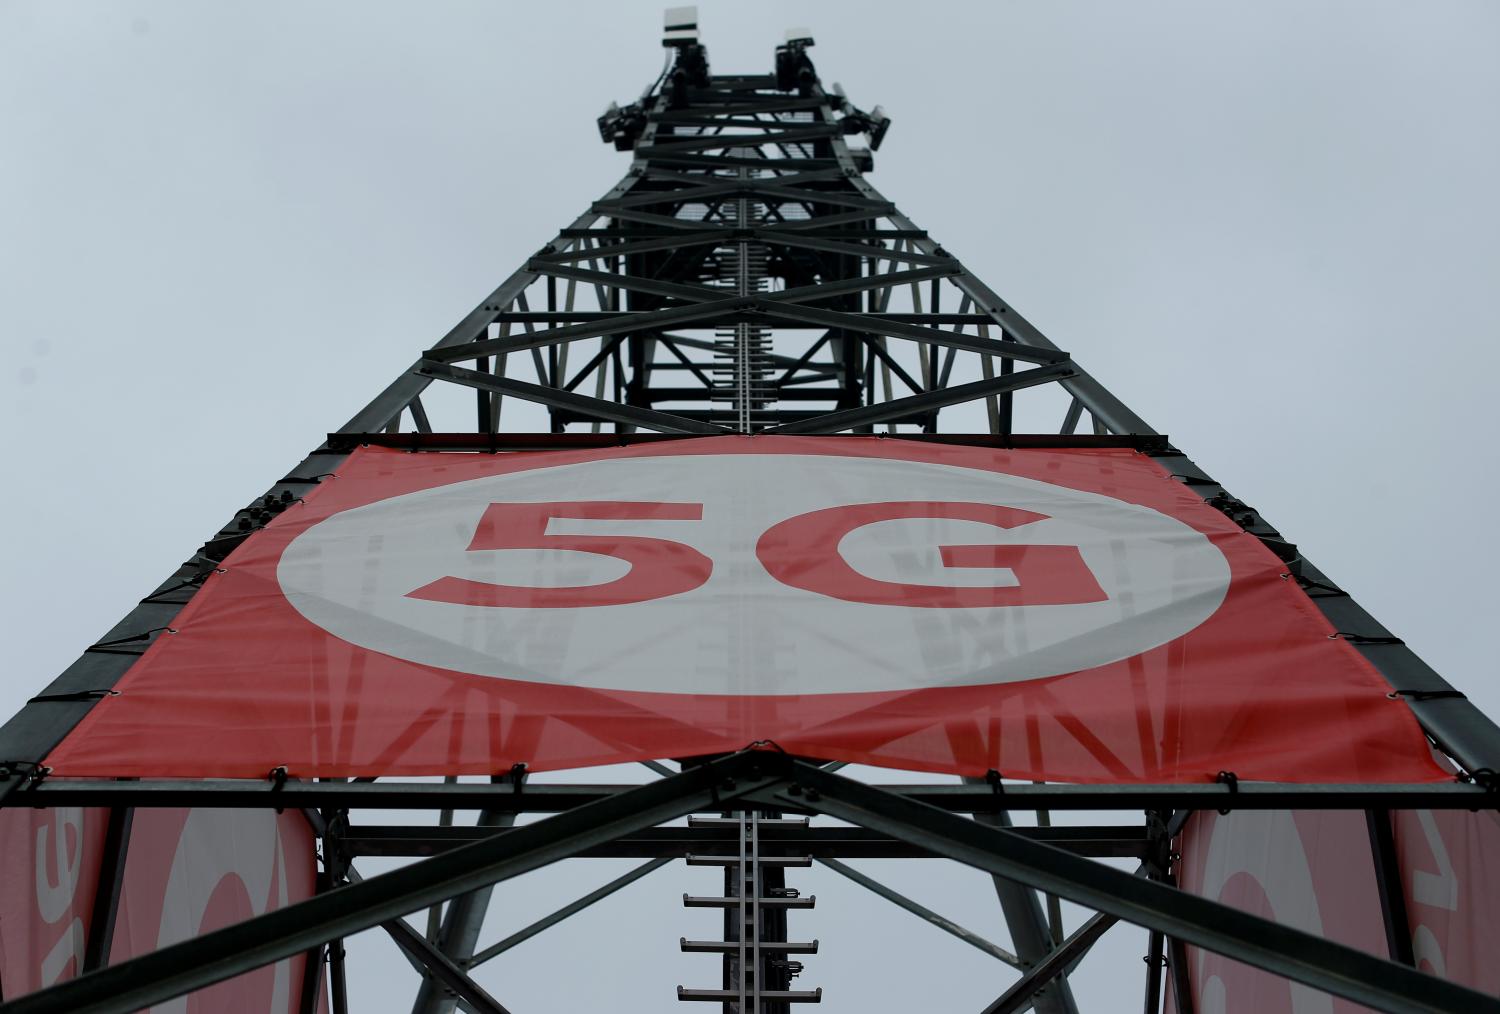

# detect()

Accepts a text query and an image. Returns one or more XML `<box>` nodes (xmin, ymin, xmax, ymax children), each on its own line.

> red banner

<box><xmin>0</xmin><ymin>806</ymin><xmax>319</xmax><ymax>1010</ymax></box>
<box><xmin>1391</xmin><ymin>808</ymin><xmax>1500</xmax><ymax>991</ymax></box>
<box><xmin>0</xmin><ymin>807</ymin><xmax>108</xmax><ymax>996</ymax></box>
<box><xmin>1174</xmin><ymin>808</ymin><xmax>1500</xmax><ymax>1008</ymax></box>
<box><xmin>43</xmin><ymin>436</ymin><xmax>1444</xmax><ymax>782</ymax></box>
<box><xmin>1174</xmin><ymin>810</ymin><xmax>1389</xmax><ymax>1012</ymax></box>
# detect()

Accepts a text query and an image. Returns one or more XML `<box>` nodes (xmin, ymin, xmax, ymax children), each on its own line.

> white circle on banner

<box><xmin>276</xmin><ymin>453</ymin><xmax>1231</xmax><ymax>695</ymax></box>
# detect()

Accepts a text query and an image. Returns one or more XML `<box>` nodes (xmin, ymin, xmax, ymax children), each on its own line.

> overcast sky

<box><xmin>3</xmin><ymin>2</ymin><xmax>1498</xmax><ymax>1010</ymax></box>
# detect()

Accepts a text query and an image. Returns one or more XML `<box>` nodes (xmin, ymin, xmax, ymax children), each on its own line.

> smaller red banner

<box><xmin>0</xmin><ymin>807</ymin><xmax>319</xmax><ymax>1010</ymax></box>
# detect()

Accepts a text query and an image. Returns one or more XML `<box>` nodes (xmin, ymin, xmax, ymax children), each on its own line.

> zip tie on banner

<box><xmin>1328</xmin><ymin>632</ymin><xmax>1405</xmax><ymax>645</ymax></box>
<box><xmin>143</xmin><ymin>565</ymin><xmax>227</xmax><ymax>603</ymax></box>
<box><xmin>86</xmin><ymin>626</ymin><xmax>177</xmax><ymax>653</ymax></box>
<box><xmin>509</xmin><ymin>762</ymin><xmax>529</xmax><ymax>794</ymax></box>
<box><xmin>1386</xmin><ymin>689</ymin><xmax>1467</xmax><ymax>702</ymax></box>
<box><xmin>27</xmin><ymin>689</ymin><xmax>120</xmax><ymax>704</ymax></box>
<box><xmin>1287</xmin><ymin>572</ymin><xmax>1346</xmax><ymax>596</ymax></box>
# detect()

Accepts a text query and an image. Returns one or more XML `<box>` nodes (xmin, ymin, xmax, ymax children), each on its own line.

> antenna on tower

<box><xmin>662</xmin><ymin>4</ymin><xmax>699</xmax><ymax>46</ymax></box>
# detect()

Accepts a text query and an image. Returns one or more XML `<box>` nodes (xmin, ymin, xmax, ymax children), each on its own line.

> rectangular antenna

<box><xmin>663</xmin><ymin>5</ymin><xmax>698</xmax><ymax>46</ymax></box>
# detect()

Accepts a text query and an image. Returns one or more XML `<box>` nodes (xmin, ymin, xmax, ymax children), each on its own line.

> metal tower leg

<box><xmin>965</xmin><ymin>780</ymin><xmax>1080</xmax><ymax>1014</ymax></box>
<box><xmin>410</xmin><ymin>807</ymin><xmax>517</xmax><ymax>1014</ymax></box>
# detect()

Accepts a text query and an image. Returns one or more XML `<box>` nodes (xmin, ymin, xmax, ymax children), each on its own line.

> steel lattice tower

<box><xmin>3</xmin><ymin>11</ymin><xmax>1499</xmax><ymax>1014</ymax></box>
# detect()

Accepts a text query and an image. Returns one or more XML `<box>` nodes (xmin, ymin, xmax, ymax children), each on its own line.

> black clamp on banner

<box><xmin>267</xmin><ymin>765</ymin><xmax>290</xmax><ymax>814</ymax></box>
<box><xmin>1215</xmin><ymin>770</ymin><xmax>1238</xmax><ymax>815</ymax></box>
<box><xmin>1464</xmin><ymin>767</ymin><xmax>1498</xmax><ymax>794</ymax></box>
<box><xmin>0</xmin><ymin>760</ymin><xmax>50</xmax><ymax>783</ymax></box>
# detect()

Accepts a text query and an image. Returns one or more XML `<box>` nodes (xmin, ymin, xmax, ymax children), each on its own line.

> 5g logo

<box><xmin>278</xmin><ymin>451</ymin><xmax>1230</xmax><ymax>695</ymax></box>
<box><xmin>407</xmin><ymin>500</ymin><xmax>1106</xmax><ymax>609</ymax></box>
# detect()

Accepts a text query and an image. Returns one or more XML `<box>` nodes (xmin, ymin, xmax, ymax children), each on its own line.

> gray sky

<box><xmin>3</xmin><ymin>1</ymin><xmax>1498</xmax><ymax>1010</ymax></box>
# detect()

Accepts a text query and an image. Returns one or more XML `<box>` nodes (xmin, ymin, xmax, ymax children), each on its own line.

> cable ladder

<box><xmin>678</xmin><ymin>812</ymin><xmax>821</xmax><ymax>1010</ymax></box>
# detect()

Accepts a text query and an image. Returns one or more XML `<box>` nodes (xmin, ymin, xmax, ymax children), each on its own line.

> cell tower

<box><xmin>4</xmin><ymin>10</ymin><xmax>1499</xmax><ymax>1014</ymax></box>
